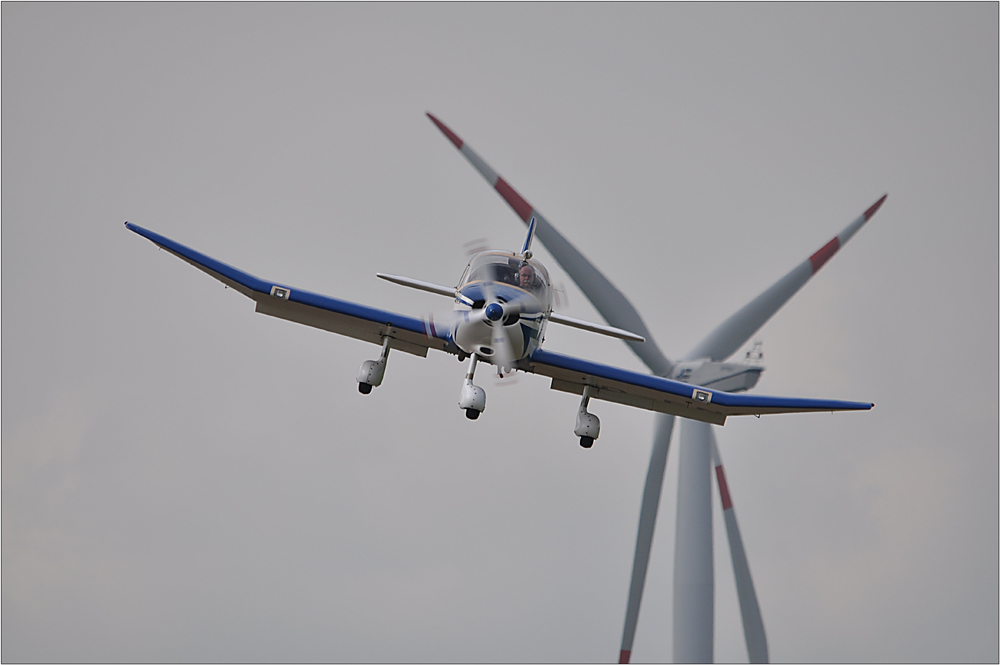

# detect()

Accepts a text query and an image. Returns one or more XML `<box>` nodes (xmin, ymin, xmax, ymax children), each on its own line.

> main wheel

<box><xmin>579</xmin><ymin>436</ymin><xmax>594</xmax><ymax>449</ymax></box>
<box><xmin>465</xmin><ymin>408</ymin><xmax>481</xmax><ymax>420</ymax></box>
<box><xmin>358</xmin><ymin>382</ymin><xmax>373</xmax><ymax>394</ymax></box>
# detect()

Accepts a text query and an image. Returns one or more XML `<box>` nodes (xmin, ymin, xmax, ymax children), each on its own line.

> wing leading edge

<box><xmin>124</xmin><ymin>222</ymin><xmax>452</xmax><ymax>358</ymax></box>
<box><xmin>521</xmin><ymin>349</ymin><xmax>872</xmax><ymax>426</ymax></box>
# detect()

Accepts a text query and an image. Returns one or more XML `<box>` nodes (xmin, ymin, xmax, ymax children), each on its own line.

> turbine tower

<box><xmin>427</xmin><ymin>113</ymin><xmax>884</xmax><ymax>663</ymax></box>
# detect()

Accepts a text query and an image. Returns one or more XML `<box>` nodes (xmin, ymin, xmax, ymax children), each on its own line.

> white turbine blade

<box><xmin>711</xmin><ymin>439</ymin><xmax>769</xmax><ymax>663</ymax></box>
<box><xmin>673</xmin><ymin>419</ymin><xmax>715</xmax><ymax>664</ymax></box>
<box><xmin>619</xmin><ymin>414</ymin><xmax>675</xmax><ymax>664</ymax></box>
<box><xmin>427</xmin><ymin>112</ymin><xmax>673</xmax><ymax>377</ymax></box>
<box><xmin>549</xmin><ymin>311</ymin><xmax>645</xmax><ymax>343</ymax></box>
<box><xmin>377</xmin><ymin>273</ymin><xmax>456</xmax><ymax>298</ymax></box>
<box><xmin>684</xmin><ymin>195</ymin><xmax>887</xmax><ymax>362</ymax></box>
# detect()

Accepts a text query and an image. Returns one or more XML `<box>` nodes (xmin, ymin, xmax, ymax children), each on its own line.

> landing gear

<box><xmin>357</xmin><ymin>337</ymin><xmax>391</xmax><ymax>394</ymax></box>
<box><xmin>458</xmin><ymin>354</ymin><xmax>486</xmax><ymax>419</ymax></box>
<box><xmin>574</xmin><ymin>386</ymin><xmax>600</xmax><ymax>449</ymax></box>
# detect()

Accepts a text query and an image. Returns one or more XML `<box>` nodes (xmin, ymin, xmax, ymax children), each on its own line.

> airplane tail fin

<box><xmin>520</xmin><ymin>216</ymin><xmax>537</xmax><ymax>256</ymax></box>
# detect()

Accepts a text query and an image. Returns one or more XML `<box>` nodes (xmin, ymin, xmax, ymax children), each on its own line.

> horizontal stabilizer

<box><xmin>376</xmin><ymin>273</ymin><xmax>456</xmax><ymax>298</ymax></box>
<box><xmin>549</xmin><ymin>312</ymin><xmax>645</xmax><ymax>342</ymax></box>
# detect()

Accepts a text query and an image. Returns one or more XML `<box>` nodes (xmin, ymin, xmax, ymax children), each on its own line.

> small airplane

<box><xmin>124</xmin><ymin>214</ymin><xmax>872</xmax><ymax>448</ymax></box>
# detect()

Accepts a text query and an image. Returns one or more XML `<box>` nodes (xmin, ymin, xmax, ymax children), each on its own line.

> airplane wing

<box><xmin>124</xmin><ymin>222</ymin><xmax>454</xmax><ymax>358</ymax></box>
<box><xmin>126</xmin><ymin>221</ymin><xmax>872</xmax><ymax>425</ymax></box>
<box><xmin>519</xmin><ymin>349</ymin><xmax>873</xmax><ymax>426</ymax></box>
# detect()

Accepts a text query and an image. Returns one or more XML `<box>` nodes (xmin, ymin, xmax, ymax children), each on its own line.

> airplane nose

<box><xmin>484</xmin><ymin>302</ymin><xmax>504</xmax><ymax>322</ymax></box>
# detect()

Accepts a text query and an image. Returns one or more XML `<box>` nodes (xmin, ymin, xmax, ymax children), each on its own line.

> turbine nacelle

<box><xmin>670</xmin><ymin>359</ymin><xmax>765</xmax><ymax>393</ymax></box>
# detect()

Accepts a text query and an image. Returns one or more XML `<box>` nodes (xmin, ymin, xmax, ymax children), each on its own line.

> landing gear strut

<box><xmin>357</xmin><ymin>337</ymin><xmax>391</xmax><ymax>394</ymax></box>
<box><xmin>458</xmin><ymin>354</ymin><xmax>486</xmax><ymax>419</ymax></box>
<box><xmin>574</xmin><ymin>386</ymin><xmax>601</xmax><ymax>448</ymax></box>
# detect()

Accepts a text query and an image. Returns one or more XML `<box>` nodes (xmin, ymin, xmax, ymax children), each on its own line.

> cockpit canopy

<box><xmin>460</xmin><ymin>251</ymin><xmax>551</xmax><ymax>307</ymax></box>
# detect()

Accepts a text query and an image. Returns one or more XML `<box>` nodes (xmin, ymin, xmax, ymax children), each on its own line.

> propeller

<box><xmin>420</xmin><ymin>281</ymin><xmax>529</xmax><ymax>376</ymax></box>
<box><xmin>481</xmin><ymin>280</ymin><xmax>525</xmax><ymax>375</ymax></box>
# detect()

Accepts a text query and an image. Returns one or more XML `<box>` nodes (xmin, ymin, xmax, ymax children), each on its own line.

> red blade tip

<box><xmin>864</xmin><ymin>193</ymin><xmax>888</xmax><ymax>221</ymax></box>
<box><xmin>426</xmin><ymin>112</ymin><xmax>464</xmax><ymax>149</ymax></box>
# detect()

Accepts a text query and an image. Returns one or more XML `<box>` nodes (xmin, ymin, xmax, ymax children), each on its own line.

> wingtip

<box><xmin>426</xmin><ymin>112</ymin><xmax>464</xmax><ymax>149</ymax></box>
<box><xmin>864</xmin><ymin>193</ymin><xmax>888</xmax><ymax>221</ymax></box>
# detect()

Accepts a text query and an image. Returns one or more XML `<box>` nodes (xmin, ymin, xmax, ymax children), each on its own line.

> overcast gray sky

<box><xmin>3</xmin><ymin>3</ymin><xmax>997</xmax><ymax>663</ymax></box>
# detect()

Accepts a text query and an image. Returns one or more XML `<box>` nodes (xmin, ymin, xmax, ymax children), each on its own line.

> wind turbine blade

<box><xmin>427</xmin><ymin>112</ymin><xmax>673</xmax><ymax>377</ymax></box>
<box><xmin>711</xmin><ymin>439</ymin><xmax>769</xmax><ymax>663</ymax></box>
<box><xmin>684</xmin><ymin>195</ymin><xmax>887</xmax><ymax>362</ymax></box>
<box><xmin>619</xmin><ymin>414</ymin><xmax>675</xmax><ymax>664</ymax></box>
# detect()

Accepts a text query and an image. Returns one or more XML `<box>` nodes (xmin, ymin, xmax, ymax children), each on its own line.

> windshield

<box><xmin>460</xmin><ymin>251</ymin><xmax>551</xmax><ymax>302</ymax></box>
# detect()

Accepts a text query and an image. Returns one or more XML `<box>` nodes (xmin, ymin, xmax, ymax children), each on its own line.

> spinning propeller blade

<box><xmin>421</xmin><ymin>305</ymin><xmax>488</xmax><ymax>341</ymax></box>
<box><xmin>481</xmin><ymin>281</ymin><xmax>519</xmax><ymax>374</ymax></box>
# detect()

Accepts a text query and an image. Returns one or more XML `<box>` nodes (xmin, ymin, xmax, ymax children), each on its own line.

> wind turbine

<box><xmin>427</xmin><ymin>112</ymin><xmax>885</xmax><ymax>663</ymax></box>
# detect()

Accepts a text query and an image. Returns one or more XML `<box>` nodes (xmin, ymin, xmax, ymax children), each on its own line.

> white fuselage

<box><xmin>450</xmin><ymin>251</ymin><xmax>552</xmax><ymax>361</ymax></box>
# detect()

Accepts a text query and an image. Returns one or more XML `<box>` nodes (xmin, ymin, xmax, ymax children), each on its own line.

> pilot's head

<box><xmin>518</xmin><ymin>264</ymin><xmax>535</xmax><ymax>289</ymax></box>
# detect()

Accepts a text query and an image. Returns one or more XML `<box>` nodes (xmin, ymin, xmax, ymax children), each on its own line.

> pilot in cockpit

<box><xmin>518</xmin><ymin>264</ymin><xmax>539</xmax><ymax>292</ymax></box>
